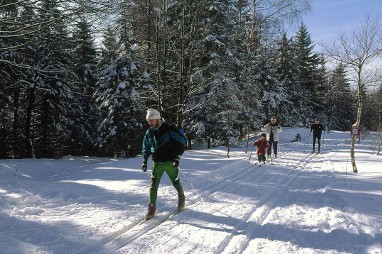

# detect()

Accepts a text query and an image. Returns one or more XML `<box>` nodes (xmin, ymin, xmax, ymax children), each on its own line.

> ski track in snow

<box><xmin>220</xmin><ymin>153</ymin><xmax>323</xmax><ymax>253</ymax></box>
<box><xmin>76</xmin><ymin>160</ymin><xmax>255</xmax><ymax>254</ymax></box>
<box><xmin>89</xmin><ymin>151</ymin><xmax>326</xmax><ymax>253</ymax></box>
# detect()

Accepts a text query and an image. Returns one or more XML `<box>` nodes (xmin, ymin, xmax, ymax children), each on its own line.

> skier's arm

<box><xmin>141</xmin><ymin>130</ymin><xmax>152</xmax><ymax>163</ymax></box>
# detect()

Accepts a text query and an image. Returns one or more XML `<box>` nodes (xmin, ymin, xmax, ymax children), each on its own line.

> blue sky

<box><xmin>300</xmin><ymin>0</ymin><xmax>381</xmax><ymax>51</ymax></box>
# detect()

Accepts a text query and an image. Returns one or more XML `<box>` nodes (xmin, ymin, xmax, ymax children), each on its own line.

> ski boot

<box><xmin>178</xmin><ymin>195</ymin><xmax>185</xmax><ymax>212</ymax></box>
<box><xmin>145</xmin><ymin>204</ymin><xmax>156</xmax><ymax>220</ymax></box>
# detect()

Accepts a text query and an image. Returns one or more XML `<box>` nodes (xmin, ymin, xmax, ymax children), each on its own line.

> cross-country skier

<box><xmin>310</xmin><ymin>118</ymin><xmax>325</xmax><ymax>153</ymax></box>
<box><xmin>253</xmin><ymin>133</ymin><xmax>270</xmax><ymax>164</ymax></box>
<box><xmin>141</xmin><ymin>109</ymin><xmax>186</xmax><ymax>220</ymax></box>
<box><xmin>261</xmin><ymin>116</ymin><xmax>282</xmax><ymax>159</ymax></box>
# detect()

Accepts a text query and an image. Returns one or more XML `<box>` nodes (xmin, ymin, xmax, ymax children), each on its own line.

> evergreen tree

<box><xmin>292</xmin><ymin>23</ymin><xmax>320</xmax><ymax>122</ymax></box>
<box><xmin>314</xmin><ymin>54</ymin><xmax>330</xmax><ymax>120</ymax></box>
<box><xmin>328</xmin><ymin>63</ymin><xmax>354</xmax><ymax>130</ymax></box>
<box><xmin>0</xmin><ymin>0</ymin><xmax>35</xmax><ymax>158</ymax></box>
<box><xmin>274</xmin><ymin>32</ymin><xmax>304</xmax><ymax>126</ymax></box>
<box><xmin>95</xmin><ymin>34</ymin><xmax>144</xmax><ymax>157</ymax></box>
<box><xmin>30</xmin><ymin>0</ymin><xmax>80</xmax><ymax>158</ymax></box>
<box><xmin>363</xmin><ymin>87</ymin><xmax>381</xmax><ymax>131</ymax></box>
<box><xmin>180</xmin><ymin>0</ymin><xmax>245</xmax><ymax>146</ymax></box>
<box><xmin>71</xmin><ymin>18</ymin><xmax>99</xmax><ymax>155</ymax></box>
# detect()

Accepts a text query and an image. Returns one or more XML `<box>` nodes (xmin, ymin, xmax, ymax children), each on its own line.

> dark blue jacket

<box><xmin>142</xmin><ymin>122</ymin><xmax>185</xmax><ymax>162</ymax></box>
<box><xmin>311</xmin><ymin>123</ymin><xmax>324</xmax><ymax>136</ymax></box>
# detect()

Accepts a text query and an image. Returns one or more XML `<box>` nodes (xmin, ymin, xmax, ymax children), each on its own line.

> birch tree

<box><xmin>326</xmin><ymin>13</ymin><xmax>382</xmax><ymax>173</ymax></box>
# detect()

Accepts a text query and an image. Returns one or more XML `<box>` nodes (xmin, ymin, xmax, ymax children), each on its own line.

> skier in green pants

<box><xmin>141</xmin><ymin>108</ymin><xmax>186</xmax><ymax>220</ymax></box>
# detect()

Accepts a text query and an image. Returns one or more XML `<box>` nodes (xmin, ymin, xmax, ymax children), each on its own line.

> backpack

<box><xmin>169</xmin><ymin>124</ymin><xmax>186</xmax><ymax>155</ymax></box>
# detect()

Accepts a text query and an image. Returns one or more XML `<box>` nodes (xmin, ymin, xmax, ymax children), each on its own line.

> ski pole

<box><xmin>323</xmin><ymin>130</ymin><xmax>325</xmax><ymax>146</ymax></box>
<box><xmin>304</xmin><ymin>131</ymin><xmax>311</xmax><ymax>153</ymax></box>
<box><xmin>248</xmin><ymin>143</ymin><xmax>255</xmax><ymax>162</ymax></box>
<box><xmin>179</xmin><ymin>167</ymin><xmax>203</xmax><ymax>203</ymax></box>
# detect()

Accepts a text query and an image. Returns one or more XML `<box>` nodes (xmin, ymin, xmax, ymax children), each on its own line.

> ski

<box><xmin>146</xmin><ymin>207</ymin><xmax>185</xmax><ymax>221</ymax></box>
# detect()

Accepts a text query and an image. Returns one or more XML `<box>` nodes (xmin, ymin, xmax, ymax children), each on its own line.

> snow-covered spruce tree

<box><xmin>233</xmin><ymin>0</ymin><xmax>311</xmax><ymax>129</ymax></box>
<box><xmin>71</xmin><ymin>17</ymin><xmax>100</xmax><ymax>156</ymax></box>
<box><xmin>115</xmin><ymin>0</ymin><xmax>157</xmax><ymax>110</ymax></box>
<box><xmin>252</xmin><ymin>54</ymin><xmax>287</xmax><ymax>126</ymax></box>
<box><xmin>291</xmin><ymin>23</ymin><xmax>321</xmax><ymax>124</ymax></box>
<box><xmin>274</xmin><ymin>32</ymin><xmax>303</xmax><ymax>126</ymax></box>
<box><xmin>95</xmin><ymin>35</ymin><xmax>145</xmax><ymax>157</ymax></box>
<box><xmin>230</xmin><ymin>0</ymin><xmax>263</xmax><ymax>135</ymax></box>
<box><xmin>179</xmin><ymin>0</ymin><xmax>245</xmax><ymax>148</ymax></box>
<box><xmin>363</xmin><ymin>87</ymin><xmax>382</xmax><ymax>132</ymax></box>
<box><xmin>327</xmin><ymin>63</ymin><xmax>355</xmax><ymax>131</ymax></box>
<box><xmin>28</xmin><ymin>0</ymin><xmax>80</xmax><ymax>158</ymax></box>
<box><xmin>314</xmin><ymin>55</ymin><xmax>330</xmax><ymax>120</ymax></box>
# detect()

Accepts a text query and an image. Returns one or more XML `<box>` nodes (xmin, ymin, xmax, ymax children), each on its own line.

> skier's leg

<box><xmin>163</xmin><ymin>161</ymin><xmax>184</xmax><ymax>196</ymax></box>
<box><xmin>267</xmin><ymin>142</ymin><xmax>272</xmax><ymax>157</ymax></box>
<box><xmin>148</xmin><ymin>162</ymin><xmax>165</xmax><ymax>205</ymax></box>
<box><xmin>145</xmin><ymin>162</ymin><xmax>165</xmax><ymax>219</ymax></box>
<box><xmin>274</xmin><ymin>141</ymin><xmax>278</xmax><ymax>157</ymax></box>
<box><xmin>164</xmin><ymin>161</ymin><xmax>185</xmax><ymax>210</ymax></box>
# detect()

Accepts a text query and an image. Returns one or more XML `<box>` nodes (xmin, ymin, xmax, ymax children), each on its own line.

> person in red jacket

<box><xmin>253</xmin><ymin>133</ymin><xmax>270</xmax><ymax>164</ymax></box>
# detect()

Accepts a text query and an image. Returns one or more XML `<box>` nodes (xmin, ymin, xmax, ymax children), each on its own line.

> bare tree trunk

<box><xmin>155</xmin><ymin>14</ymin><xmax>162</xmax><ymax>110</ymax></box>
<box><xmin>350</xmin><ymin>76</ymin><xmax>363</xmax><ymax>173</ymax></box>
<box><xmin>25</xmin><ymin>85</ymin><xmax>36</xmax><ymax>158</ymax></box>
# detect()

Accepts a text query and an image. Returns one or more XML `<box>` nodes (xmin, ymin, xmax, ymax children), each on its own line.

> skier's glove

<box><xmin>172</xmin><ymin>159</ymin><xmax>179</xmax><ymax>168</ymax></box>
<box><xmin>141</xmin><ymin>163</ymin><xmax>147</xmax><ymax>172</ymax></box>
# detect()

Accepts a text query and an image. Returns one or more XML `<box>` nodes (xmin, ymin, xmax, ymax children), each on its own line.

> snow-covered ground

<box><xmin>1</xmin><ymin>128</ymin><xmax>381</xmax><ymax>254</ymax></box>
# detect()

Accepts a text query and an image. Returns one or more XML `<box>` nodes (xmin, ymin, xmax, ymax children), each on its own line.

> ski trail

<box><xmin>235</xmin><ymin>153</ymin><xmax>322</xmax><ymax>253</ymax></box>
<box><xmin>104</xmin><ymin>160</ymin><xmax>256</xmax><ymax>254</ymax></box>
<box><xmin>215</xmin><ymin>152</ymin><xmax>319</xmax><ymax>253</ymax></box>
<box><xmin>74</xmin><ymin>160</ymin><xmax>254</xmax><ymax>254</ymax></box>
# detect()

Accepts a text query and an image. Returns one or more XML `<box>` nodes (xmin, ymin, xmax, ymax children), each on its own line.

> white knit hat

<box><xmin>146</xmin><ymin>108</ymin><xmax>161</xmax><ymax>120</ymax></box>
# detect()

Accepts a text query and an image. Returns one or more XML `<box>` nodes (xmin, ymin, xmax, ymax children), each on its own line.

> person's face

<box><xmin>147</xmin><ymin>119</ymin><xmax>160</xmax><ymax>128</ymax></box>
<box><xmin>315</xmin><ymin>120</ymin><xmax>319</xmax><ymax>124</ymax></box>
<box><xmin>271</xmin><ymin>118</ymin><xmax>276</xmax><ymax>123</ymax></box>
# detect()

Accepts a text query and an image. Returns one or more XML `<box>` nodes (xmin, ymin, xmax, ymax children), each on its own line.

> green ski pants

<box><xmin>149</xmin><ymin>161</ymin><xmax>184</xmax><ymax>205</ymax></box>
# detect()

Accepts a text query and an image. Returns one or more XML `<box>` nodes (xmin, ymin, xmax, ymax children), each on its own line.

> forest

<box><xmin>1</xmin><ymin>0</ymin><xmax>381</xmax><ymax>159</ymax></box>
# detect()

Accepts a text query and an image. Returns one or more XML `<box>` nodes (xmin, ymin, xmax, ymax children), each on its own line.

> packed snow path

<box><xmin>1</xmin><ymin>128</ymin><xmax>381</xmax><ymax>253</ymax></box>
<box><xmin>96</xmin><ymin>153</ymin><xmax>336</xmax><ymax>254</ymax></box>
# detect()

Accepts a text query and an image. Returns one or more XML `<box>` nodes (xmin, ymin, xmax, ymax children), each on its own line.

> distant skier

<box><xmin>253</xmin><ymin>133</ymin><xmax>270</xmax><ymax>164</ymax></box>
<box><xmin>261</xmin><ymin>116</ymin><xmax>282</xmax><ymax>159</ymax></box>
<box><xmin>310</xmin><ymin>118</ymin><xmax>325</xmax><ymax>153</ymax></box>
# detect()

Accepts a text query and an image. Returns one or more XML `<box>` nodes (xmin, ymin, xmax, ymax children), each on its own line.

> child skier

<box><xmin>253</xmin><ymin>133</ymin><xmax>270</xmax><ymax>164</ymax></box>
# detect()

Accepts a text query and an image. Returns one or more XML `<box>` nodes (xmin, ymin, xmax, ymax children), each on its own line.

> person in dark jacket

<box><xmin>141</xmin><ymin>109</ymin><xmax>185</xmax><ymax>220</ymax></box>
<box><xmin>253</xmin><ymin>133</ymin><xmax>270</xmax><ymax>164</ymax></box>
<box><xmin>310</xmin><ymin>118</ymin><xmax>325</xmax><ymax>153</ymax></box>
